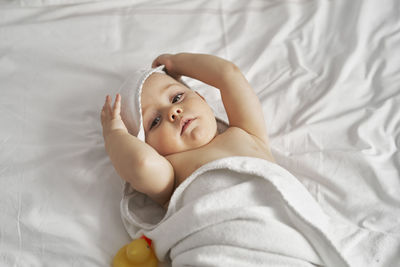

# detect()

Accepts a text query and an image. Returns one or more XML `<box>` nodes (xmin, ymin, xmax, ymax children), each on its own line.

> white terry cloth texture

<box><xmin>121</xmin><ymin>156</ymin><xmax>400</xmax><ymax>267</ymax></box>
<box><xmin>1</xmin><ymin>0</ymin><xmax>400</xmax><ymax>266</ymax></box>
<box><xmin>118</xmin><ymin>65</ymin><xmax>165</xmax><ymax>141</ymax></box>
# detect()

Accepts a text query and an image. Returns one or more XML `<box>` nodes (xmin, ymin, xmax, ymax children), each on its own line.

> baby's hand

<box><xmin>101</xmin><ymin>94</ymin><xmax>128</xmax><ymax>140</ymax></box>
<box><xmin>152</xmin><ymin>54</ymin><xmax>181</xmax><ymax>80</ymax></box>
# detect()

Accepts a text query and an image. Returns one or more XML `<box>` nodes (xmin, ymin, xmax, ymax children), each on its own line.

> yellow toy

<box><xmin>113</xmin><ymin>235</ymin><xmax>158</xmax><ymax>267</ymax></box>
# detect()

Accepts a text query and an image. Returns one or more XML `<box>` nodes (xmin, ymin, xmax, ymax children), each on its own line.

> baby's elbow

<box><xmin>223</xmin><ymin>61</ymin><xmax>241</xmax><ymax>76</ymax></box>
<box><xmin>126</xmin><ymin>156</ymin><xmax>155</xmax><ymax>192</ymax></box>
<box><xmin>220</xmin><ymin>62</ymin><xmax>244</xmax><ymax>84</ymax></box>
<box><xmin>134</xmin><ymin>153</ymin><xmax>172</xmax><ymax>183</ymax></box>
<box><xmin>133</xmin><ymin>156</ymin><xmax>175</xmax><ymax>205</ymax></box>
<box><xmin>134</xmin><ymin>153</ymin><xmax>158</xmax><ymax>174</ymax></box>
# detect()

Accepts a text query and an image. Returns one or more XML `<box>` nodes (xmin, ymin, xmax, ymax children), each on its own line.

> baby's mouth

<box><xmin>180</xmin><ymin>118</ymin><xmax>196</xmax><ymax>135</ymax></box>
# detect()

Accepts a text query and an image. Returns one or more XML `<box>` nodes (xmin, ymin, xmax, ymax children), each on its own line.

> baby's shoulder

<box><xmin>218</xmin><ymin>126</ymin><xmax>274</xmax><ymax>161</ymax></box>
<box><xmin>219</xmin><ymin>126</ymin><xmax>267</xmax><ymax>145</ymax></box>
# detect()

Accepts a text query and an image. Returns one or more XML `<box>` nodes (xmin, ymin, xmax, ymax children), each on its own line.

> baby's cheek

<box><xmin>147</xmin><ymin>132</ymin><xmax>178</xmax><ymax>156</ymax></box>
<box><xmin>145</xmin><ymin>135</ymin><xmax>161</xmax><ymax>151</ymax></box>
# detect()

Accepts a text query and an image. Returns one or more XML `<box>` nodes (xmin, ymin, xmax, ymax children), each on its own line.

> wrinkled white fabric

<box><xmin>1</xmin><ymin>0</ymin><xmax>399</xmax><ymax>266</ymax></box>
<box><xmin>121</xmin><ymin>157</ymin><xmax>400</xmax><ymax>267</ymax></box>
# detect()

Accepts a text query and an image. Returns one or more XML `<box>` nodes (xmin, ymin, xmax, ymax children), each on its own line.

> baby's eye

<box><xmin>150</xmin><ymin>116</ymin><xmax>161</xmax><ymax>130</ymax></box>
<box><xmin>172</xmin><ymin>93</ymin><xmax>184</xmax><ymax>104</ymax></box>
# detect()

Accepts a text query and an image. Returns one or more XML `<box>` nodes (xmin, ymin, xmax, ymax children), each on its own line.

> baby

<box><xmin>101</xmin><ymin>53</ymin><xmax>275</xmax><ymax>207</ymax></box>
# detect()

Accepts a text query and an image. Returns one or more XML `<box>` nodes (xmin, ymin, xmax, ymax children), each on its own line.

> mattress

<box><xmin>0</xmin><ymin>0</ymin><xmax>399</xmax><ymax>266</ymax></box>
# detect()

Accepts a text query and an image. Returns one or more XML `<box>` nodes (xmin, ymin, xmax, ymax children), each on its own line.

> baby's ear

<box><xmin>195</xmin><ymin>91</ymin><xmax>206</xmax><ymax>101</ymax></box>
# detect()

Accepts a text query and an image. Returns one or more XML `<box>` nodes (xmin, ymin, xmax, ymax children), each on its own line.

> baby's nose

<box><xmin>169</xmin><ymin>107</ymin><xmax>183</xmax><ymax>122</ymax></box>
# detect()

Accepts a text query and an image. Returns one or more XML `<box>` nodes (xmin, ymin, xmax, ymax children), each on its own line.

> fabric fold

<box><xmin>120</xmin><ymin>156</ymin><xmax>400</xmax><ymax>266</ymax></box>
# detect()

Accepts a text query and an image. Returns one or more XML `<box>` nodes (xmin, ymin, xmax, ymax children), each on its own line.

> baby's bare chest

<box><xmin>171</xmin><ymin>127</ymin><xmax>274</xmax><ymax>186</ymax></box>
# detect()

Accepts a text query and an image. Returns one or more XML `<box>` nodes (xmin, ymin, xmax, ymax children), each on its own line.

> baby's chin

<box><xmin>159</xmin><ymin>130</ymin><xmax>218</xmax><ymax>156</ymax></box>
<box><xmin>159</xmin><ymin>141</ymin><xmax>209</xmax><ymax>157</ymax></box>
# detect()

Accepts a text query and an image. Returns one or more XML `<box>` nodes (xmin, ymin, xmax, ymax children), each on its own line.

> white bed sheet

<box><xmin>0</xmin><ymin>0</ymin><xmax>399</xmax><ymax>266</ymax></box>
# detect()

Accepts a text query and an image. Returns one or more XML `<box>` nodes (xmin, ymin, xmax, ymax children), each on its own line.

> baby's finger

<box><xmin>152</xmin><ymin>54</ymin><xmax>169</xmax><ymax>68</ymax></box>
<box><xmin>104</xmin><ymin>95</ymin><xmax>112</xmax><ymax>114</ymax></box>
<box><xmin>151</xmin><ymin>58</ymin><xmax>160</xmax><ymax>68</ymax></box>
<box><xmin>112</xmin><ymin>94</ymin><xmax>121</xmax><ymax>116</ymax></box>
<box><xmin>101</xmin><ymin>106</ymin><xmax>105</xmax><ymax>123</ymax></box>
<box><xmin>103</xmin><ymin>95</ymin><xmax>109</xmax><ymax>107</ymax></box>
<box><xmin>151</xmin><ymin>55</ymin><xmax>163</xmax><ymax>68</ymax></box>
<box><xmin>101</xmin><ymin>96</ymin><xmax>109</xmax><ymax>123</ymax></box>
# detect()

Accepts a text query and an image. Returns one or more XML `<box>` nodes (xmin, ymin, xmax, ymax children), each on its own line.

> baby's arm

<box><xmin>101</xmin><ymin>94</ymin><xmax>174</xmax><ymax>206</ymax></box>
<box><xmin>153</xmin><ymin>53</ymin><xmax>270</xmax><ymax>145</ymax></box>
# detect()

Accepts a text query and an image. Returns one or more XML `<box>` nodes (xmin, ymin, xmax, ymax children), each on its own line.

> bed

<box><xmin>1</xmin><ymin>0</ymin><xmax>399</xmax><ymax>266</ymax></box>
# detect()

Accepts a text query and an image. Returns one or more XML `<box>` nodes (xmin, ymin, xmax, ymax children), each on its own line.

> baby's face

<box><xmin>141</xmin><ymin>73</ymin><xmax>217</xmax><ymax>156</ymax></box>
